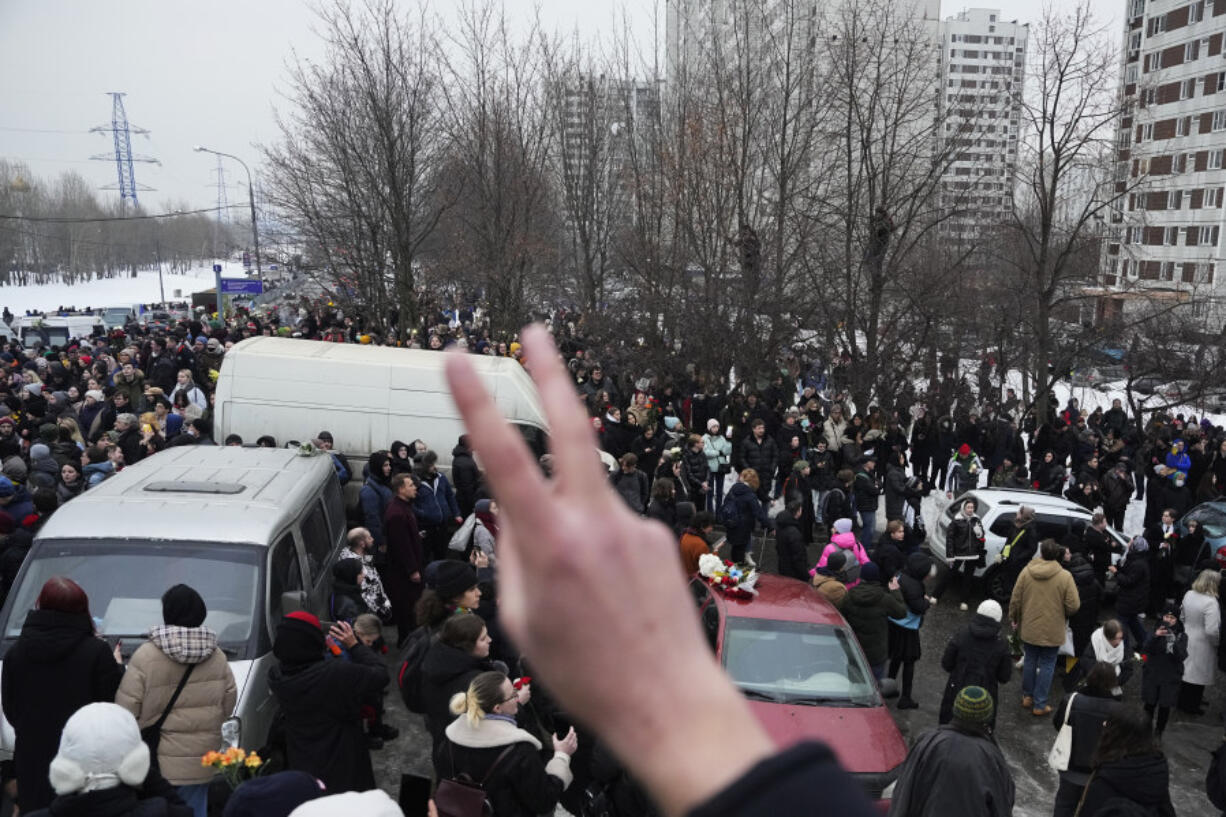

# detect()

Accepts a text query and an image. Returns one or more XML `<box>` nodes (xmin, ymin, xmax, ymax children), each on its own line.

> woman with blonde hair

<box><xmin>1179</xmin><ymin>568</ymin><xmax>1221</xmax><ymax>714</ymax></box>
<box><xmin>434</xmin><ymin>671</ymin><xmax>576</xmax><ymax>817</ymax></box>
<box><xmin>56</xmin><ymin>417</ymin><xmax>85</xmax><ymax>449</ymax></box>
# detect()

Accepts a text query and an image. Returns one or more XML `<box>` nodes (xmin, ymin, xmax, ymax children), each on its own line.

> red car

<box><xmin>689</xmin><ymin>573</ymin><xmax>907</xmax><ymax>810</ymax></box>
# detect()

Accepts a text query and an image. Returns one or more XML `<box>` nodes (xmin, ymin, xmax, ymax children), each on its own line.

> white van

<box><xmin>0</xmin><ymin>446</ymin><xmax>347</xmax><ymax>757</ymax></box>
<box><xmin>213</xmin><ymin>337</ymin><xmax>551</xmax><ymax>468</ymax></box>
<box><xmin>11</xmin><ymin>315</ymin><xmax>104</xmax><ymax>349</ymax></box>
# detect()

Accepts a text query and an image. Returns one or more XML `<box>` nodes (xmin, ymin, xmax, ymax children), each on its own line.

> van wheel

<box><xmin>984</xmin><ymin>566</ymin><xmax>1010</xmax><ymax>605</ymax></box>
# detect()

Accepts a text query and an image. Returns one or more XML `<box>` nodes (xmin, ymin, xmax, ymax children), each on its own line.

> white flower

<box><xmin>698</xmin><ymin>553</ymin><xmax>724</xmax><ymax>577</ymax></box>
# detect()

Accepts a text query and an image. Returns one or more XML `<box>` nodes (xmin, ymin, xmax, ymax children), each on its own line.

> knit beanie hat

<box><xmin>332</xmin><ymin>558</ymin><xmax>364</xmax><ymax>586</ymax></box>
<box><xmin>29</xmin><ymin>443</ymin><xmax>51</xmax><ymax>461</ymax></box>
<box><xmin>976</xmin><ymin>599</ymin><xmax>1003</xmax><ymax>623</ymax></box>
<box><xmin>85</xmin><ymin>389</ymin><xmax>104</xmax><ymax>403</ymax></box>
<box><xmin>833</xmin><ymin>518</ymin><xmax>853</xmax><ymax>535</ymax></box>
<box><xmin>273</xmin><ymin>612</ymin><xmax>325</xmax><ymax>667</ymax></box>
<box><xmin>952</xmin><ymin>686</ymin><xmax>994</xmax><ymax>725</ymax></box>
<box><xmin>792</xmin><ymin>460</ymin><xmax>809</xmax><ymax>474</ymax></box>
<box><xmin>859</xmin><ymin>561</ymin><xmax>880</xmax><ymax>584</ymax></box>
<box><xmin>1129</xmin><ymin>535</ymin><xmax>1149</xmax><ymax>554</ymax></box>
<box><xmin>429</xmin><ymin>560</ymin><xmax>478</xmax><ymax>602</ymax></box>
<box><xmin>289</xmin><ymin>790</ymin><xmax>402</xmax><ymax>817</ymax></box>
<box><xmin>48</xmin><ymin>703</ymin><xmax>149</xmax><ymax>795</ymax></box>
<box><xmin>958</xmin><ymin>443</ymin><xmax>971</xmax><ymax>457</ymax></box>
<box><xmin>825</xmin><ymin>551</ymin><xmax>847</xmax><ymax>574</ymax></box>
<box><xmin>222</xmin><ymin>771</ymin><xmax>325</xmax><ymax>817</ymax></box>
<box><xmin>162</xmin><ymin>584</ymin><xmax>207</xmax><ymax>628</ymax></box>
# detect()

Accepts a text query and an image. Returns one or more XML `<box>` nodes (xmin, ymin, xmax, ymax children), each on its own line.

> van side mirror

<box><xmin>281</xmin><ymin>591</ymin><xmax>307</xmax><ymax>616</ymax></box>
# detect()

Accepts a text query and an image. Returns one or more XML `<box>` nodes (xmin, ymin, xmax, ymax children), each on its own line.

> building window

<box><xmin>1187</xmin><ymin>41</ymin><xmax>1201</xmax><ymax>63</ymax></box>
<box><xmin>1191</xmin><ymin>2</ymin><xmax>1206</xmax><ymax>24</ymax></box>
<box><xmin>1214</xmin><ymin>109</ymin><xmax>1226</xmax><ymax>130</ymax></box>
<box><xmin>1130</xmin><ymin>0</ymin><xmax>1145</xmax><ymax>17</ymax></box>
<box><xmin>1208</xmin><ymin>225</ymin><xmax>1222</xmax><ymax>247</ymax></box>
<box><xmin>1140</xmin><ymin>122</ymin><xmax>1154</xmax><ymax>141</ymax></box>
<box><xmin>1177</xmin><ymin>115</ymin><xmax>1191</xmax><ymax>136</ymax></box>
<box><xmin>1207</xmin><ymin>186</ymin><xmax>1222</xmax><ymax>207</ymax></box>
<box><xmin>1184</xmin><ymin>78</ymin><xmax>1197</xmax><ymax>99</ymax></box>
<box><xmin>1126</xmin><ymin>64</ymin><xmax>1140</xmax><ymax>84</ymax></box>
<box><xmin>1212</xmin><ymin>149</ymin><xmax>1225</xmax><ymax>169</ymax></box>
<box><xmin>1169</xmin><ymin>189</ymin><xmax>1183</xmax><ymax>209</ymax></box>
<box><xmin>1166</xmin><ymin>226</ymin><xmax>1180</xmax><ymax>245</ymax></box>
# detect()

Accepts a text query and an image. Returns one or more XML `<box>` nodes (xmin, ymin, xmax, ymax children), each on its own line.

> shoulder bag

<box><xmin>141</xmin><ymin>663</ymin><xmax>196</xmax><ymax>775</ymax></box>
<box><xmin>1047</xmin><ymin>692</ymin><xmax>1077</xmax><ymax>772</ymax></box>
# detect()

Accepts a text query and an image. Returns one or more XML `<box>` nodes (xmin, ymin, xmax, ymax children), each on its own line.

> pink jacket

<box><xmin>810</xmin><ymin>532</ymin><xmax>871</xmax><ymax>586</ymax></box>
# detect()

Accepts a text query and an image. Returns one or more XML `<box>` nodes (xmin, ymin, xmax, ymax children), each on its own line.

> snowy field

<box><xmin>0</xmin><ymin>264</ymin><xmax>243</xmax><ymax>315</ymax></box>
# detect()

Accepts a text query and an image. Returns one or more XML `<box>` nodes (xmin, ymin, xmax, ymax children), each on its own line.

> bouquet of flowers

<box><xmin>202</xmin><ymin>747</ymin><xmax>268</xmax><ymax>789</ymax></box>
<box><xmin>698</xmin><ymin>553</ymin><xmax>759</xmax><ymax>600</ymax></box>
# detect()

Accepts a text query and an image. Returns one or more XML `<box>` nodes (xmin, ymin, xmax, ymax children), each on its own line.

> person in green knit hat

<box><xmin>887</xmin><ymin>686</ymin><xmax>1015</xmax><ymax>817</ymax></box>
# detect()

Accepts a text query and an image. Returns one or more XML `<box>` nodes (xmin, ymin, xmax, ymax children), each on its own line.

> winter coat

<box><xmin>1067</xmin><ymin>554</ymin><xmax>1101</xmax><ymax>656</ymax></box>
<box><xmin>896</xmin><ymin>553</ymin><xmax>933</xmax><ymax>619</ymax></box>
<box><xmin>871</xmin><ymin>537</ymin><xmax>906</xmax><ymax>585</ymax></box>
<box><xmin>682</xmin><ymin>447</ymin><xmax>709</xmax><ymax>497</ymax></box>
<box><xmin>420</xmin><ymin>641</ymin><xmax>497</xmax><ymax>744</ymax></box>
<box><xmin>630</xmin><ymin>433</ymin><xmax>664</xmax><ymax>478</ymax></box>
<box><xmin>945</xmin><ymin>514</ymin><xmax>985</xmax><ymax>561</ymax></box>
<box><xmin>887</xmin><ymin>725</ymin><xmax>1014</xmax><ymax>817</ymax></box>
<box><xmin>938</xmin><ymin>614</ymin><xmax>1012</xmax><ymax>725</ymax></box>
<box><xmin>1101</xmin><ymin>468</ymin><xmax>1134</xmax><ymax>511</ymax></box>
<box><xmin>1114</xmin><ymin>552</ymin><xmax>1151</xmax><ymax>618</ymax></box>
<box><xmin>944</xmin><ymin>454</ymin><xmax>982</xmax><ymax>496</ymax></box>
<box><xmin>816</xmin><ymin>532</ymin><xmax>870</xmax><ymax>586</ymax></box>
<box><xmin>1082</xmin><ymin>526</ymin><xmax>1116</xmax><ymax>580</ymax></box>
<box><xmin>1076</xmin><ymin>753</ymin><xmax>1176</xmax><ymax>817</ymax></box>
<box><xmin>1008</xmin><ymin>559</ymin><xmax>1080</xmax><ymax>648</ymax></box>
<box><xmin>724</xmin><ymin>482</ymin><xmax>769</xmax><ymax>549</ymax></box>
<box><xmin>1</xmin><ymin>609</ymin><xmax>125</xmax><ymax>812</ymax></box>
<box><xmin>841</xmin><ymin>583</ymin><xmax>906</xmax><ymax>666</ymax></box>
<box><xmin>1141</xmin><ymin>622</ymin><xmax>1188</xmax><ymax>707</ymax></box>
<box><xmin>383</xmin><ymin>496</ymin><xmax>425</xmax><ymax>624</ymax></box>
<box><xmin>738</xmin><ymin>434</ymin><xmax>778</xmax><ymax>481</ymax></box>
<box><xmin>413</xmin><ymin>472</ymin><xmax>460</xmax><ymax>529</ymax></box>
<box><xmin>115</xmin><ymin>626</ymin><xmax>237</xmax><ymax>785</ymax></box>
<box><xmin>435</xmin><ymin>714</ymin><xmax>574</xmax><ymax>817</ymax></box>
<box><xmin>773</xmin><ymin>512</ymin><xmax>809</xmax><ymax>582</ymax></box>
<box><xmin>359</xmin><ymin>476</ymin><xmax>393</xmax><ymax>548</ymax></box>
<box><xmin>451</xmin><ymin>443</ymin><xmax>481</xmax><ymax>517</ymax></box>
<box><xmin>611</xmin><ymin>469</ymin><xmax>649</xmax><ymax>514</ymax></box>
<box><xmin>1181</xmin><ymin>588</ymin><xmax>1220</xmax><ymax>686</ymax></box>
<box><xmin>702</xmin><ymin>433</ymin><xmax>732</xmax><ymax>474</ymax></box>
<box><xmin>808</xmin><ymin>449</ymin><xmax>837</xmax><ymax>490</ymax></box>
<box><xmin>811</xmin><ymin>573</ymin><xmax>847</xmax><ymax>608</ymax></box>
<box><xmin>24</xmin><ymin>787</ymin><xmax>192</xmax><ymax>817</ymax></box>
<box><xmin>1051</xmin><ymin>691</ymin><xmax>1119</xmax><ymax>785</ymax></box>
<box><xmin>883</xmin><ymin>463</ymin><xmax>911</xmax><ymax>521</ymax></box>
<box><xmin>853</xmin><ymin>469</ymin><xmax>880</xmax><ymax>513</ymax></box>
<box><xmin>267</xmin><ymin>642</ymin><xmax>388</xmax><ymax>793</ymax></box>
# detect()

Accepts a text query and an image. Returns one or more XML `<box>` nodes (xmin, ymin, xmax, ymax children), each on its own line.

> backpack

<box><xmin>435</xmin><ymin>744</ymin><xmax>515</xmax><ymax>817</ymax></box>
<box><xmin>819</xmin><ymin>488</ymin><xmax>845</xmax><ymax>527</ymax></box>
<box><xmin>397</xmin><ymin>626</ymin><xmax>435</xmax><ymax>714</ymax></box>
<box><xmin>717</xmin><ymin>494</ymin><xmax>742</xmax><ymax>529</ymax></box>
<box><xmin>449</xmin><ymin>514</ymin><xmax>478</xmax><ymax>555</ymax></box>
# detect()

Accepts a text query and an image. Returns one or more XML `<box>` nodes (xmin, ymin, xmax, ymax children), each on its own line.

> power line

<box><xmin>0</xmin><ymin>205</ymin><xmax>244</xmax><ymax>224</ymax></box>
<box><xmin>0</xmin><ymin>126</ymin><xmax>91</xmax><ymax>135</ymax></box>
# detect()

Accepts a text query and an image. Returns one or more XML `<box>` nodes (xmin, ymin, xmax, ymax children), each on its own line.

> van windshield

<box><xmin>2</xmin><ymin>541</ymin><xmax>262</xmax><ymax>658</ymax></box>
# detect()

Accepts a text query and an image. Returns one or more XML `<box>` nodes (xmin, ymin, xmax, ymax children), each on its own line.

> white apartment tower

<box><xmin>1105</xmin><ymin>0</ymin><xmax>1226</xmax><ymax>329</ymax></box>
<box><xmin>937</xmin><ymin>9</ymin><xmax>1028</xmax><ymax>240</ymax></box>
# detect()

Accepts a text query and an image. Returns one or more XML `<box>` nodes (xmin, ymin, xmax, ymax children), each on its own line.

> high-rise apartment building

<box><xmin>936</xmin><ymin>9</ymin><xmax>1028</xmax><ymax>240</ymax></box>
<box><xmin>1106</xmin><ymin>0</ymin><xmax>1226</xmax><ymax>328</ymax></box>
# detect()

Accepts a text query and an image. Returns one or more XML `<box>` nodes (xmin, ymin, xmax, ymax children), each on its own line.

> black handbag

<box><xmin>140</xmin><ymin>663</ymin><xmax>195</xmax><ymax>775</ymax></box>
<box><xmin>435</xmin><ymin>744</ymin><xmax>515</xmax><ymax>817</ymax></box>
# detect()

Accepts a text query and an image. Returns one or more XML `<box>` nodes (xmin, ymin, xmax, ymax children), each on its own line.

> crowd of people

<box><xmin>1</xmin><ymin>297</ymin><xmax>1225</xmax><ymax>816</ymax></box>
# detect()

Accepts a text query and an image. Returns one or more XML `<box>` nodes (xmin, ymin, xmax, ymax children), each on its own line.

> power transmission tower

<box><xmin>90</xmin><ymin>92</ymin><xmax>159</xmax><ymax>210</ymax></box>
<box><xmin>211</xmin><ymin>158</ymin><xmax>229</xmax><ymax>259</ymax></box>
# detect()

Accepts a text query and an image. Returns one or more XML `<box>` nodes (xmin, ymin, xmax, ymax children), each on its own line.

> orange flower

<box><xmin>201</xmin><ymin>751</ymin><xmax>220</xmax><ymax>767</ymax></box>
<box><xmin>244</xmin><ymin>753</ymin><xmax>262</xmax><ymax>769</ymax></box>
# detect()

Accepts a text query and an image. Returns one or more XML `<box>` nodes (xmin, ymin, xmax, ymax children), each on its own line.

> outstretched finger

<box><xmin>521</xmin><ymin>324</ymin><xmax>610</xmax><ymax>502</ymax></box>
<box><xmin>444</xmin><ymin>350</ymin><xmax>552</xmax><ymax>535</ymax></box>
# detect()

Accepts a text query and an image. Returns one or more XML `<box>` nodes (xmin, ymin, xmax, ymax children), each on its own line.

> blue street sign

<box><xmin>219</xmin><ymin>278</ymin><xmax>263</xmax><ymax>295</ymax></box>
<box><xmin>212</xmin><ymin>264</ymin><xmax>222</xmax><ymax>273</ymax></box>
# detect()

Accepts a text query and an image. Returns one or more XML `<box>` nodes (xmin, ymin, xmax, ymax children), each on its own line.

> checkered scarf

<box><xmin>148</xmin><ymin>624</ymin><xmax>218</xmax><ymax>664</ymax></box>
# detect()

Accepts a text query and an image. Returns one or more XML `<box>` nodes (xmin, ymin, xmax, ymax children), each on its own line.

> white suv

<box><xmin>928</xmin><ymin>488</ymin><xmax>1130</xmax><ymax>600</ymax></box>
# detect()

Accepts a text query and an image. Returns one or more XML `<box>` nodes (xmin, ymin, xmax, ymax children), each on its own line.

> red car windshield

<box><xmin>721</xmin><ymin>617</ymin><xmax>879</xmax><ymax>707</ymax></box>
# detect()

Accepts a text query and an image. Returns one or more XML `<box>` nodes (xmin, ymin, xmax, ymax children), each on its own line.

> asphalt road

<box><xmin>370</xmin><ymin>506</ymin><xmax>1221</xmax><ymax>816</ymax></box>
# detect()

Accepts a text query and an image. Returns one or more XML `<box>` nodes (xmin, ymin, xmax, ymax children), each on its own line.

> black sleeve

<box><xmin>687</xmin><ymin>742</ymin><xmax>877</xmax><ymax>817</ymax></box>
<box><xmin>343</xmin><ymin>642</ymin><xmax>390</xmax><ymax>695</ymax></box>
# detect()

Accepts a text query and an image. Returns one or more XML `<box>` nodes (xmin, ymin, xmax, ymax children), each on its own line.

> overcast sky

<box><xmin>1</xmin><ymin>0</ymin><xmax>1120</xmax><ymax>211</ymax></box>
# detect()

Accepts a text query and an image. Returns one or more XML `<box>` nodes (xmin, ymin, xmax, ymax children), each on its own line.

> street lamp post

<box><xmin>193</xmin><ymin>145</ymin><xmax>263</xmax><ymax>286</ymax></box>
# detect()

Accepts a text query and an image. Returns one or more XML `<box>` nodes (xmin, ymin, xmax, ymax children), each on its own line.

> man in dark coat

<box><xmin>1</xmin><ymin>578</ymin><xmax>124</xmax><ymax>813</ymax></box>
<box><xmin>451</xmin><ymin>435</ymin><xmax>481</xmax><ymax>517</ymax></box>
<box><xmin>267</xmin><ymin>613</ymin><xmax>387</xmax><ymax>793</ymax></box>
<box><xmin>773</xmin><ymin>501</ymin><xmax>809</xmax><ymax>582</ymax></box>
<box><xmin>889</xmin><ymin>686</ymin><xmax>1015</xmax><ymax>817</ymax></box>
<box><xmin>384</xmin><ymin>472</ymin><xmax>425</xmax><ymax>644</ymax></box>
<box><xmin>938</xmin><ymin>600</ymin><xmax>1012</xmax><ymax>729</ymax></box>
<box><xmin>737</xmin><ymin>420</ymin><xmax>778</xmax><ymax>503</ymax></box>
<box><xmin>840</xmin><ymin>563</ymin><xmax>907</xmax><ymax>678</ymax></box>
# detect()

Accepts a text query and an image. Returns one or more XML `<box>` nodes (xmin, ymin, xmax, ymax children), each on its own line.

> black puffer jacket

<box><xmin>419</xmin><ymin>641</ymin><xmax>497</xmax><ymax>744</ymax></box>
<box><xmin>938</xmin><ymin>614</ymin><xmax>1012</xmax><ymax>725</ymax></box>
<box><xmin>1076</xmin><ymin>753</ymin><xmax>1176</xmax><ymax>817</ymax></box>
<box><xmin>1114</xmin><ymin>551</ymin><xmax>1150</xmax><ymax>618</ymax></box>
<box><xmin>945</xmin><ymin>514</ymin><xmax>985</xmax><ymax>560</ymax></box>
<box><xmin>451</xmin><ymin>443</ymin><xmax>481</xmax><ymax>517</ymax></box>
<box><xmin>1067</xmin><ymin>554</ymin><xmax>1101</xmax><ymax>655</ymax></box>
<box><xmin>853</xmin><ymin>469</ymin><xmax>879</xmax><ymax>513</ymax></box>
<box><xmin>1051</xmin><ymin>691</ymin><xmax>1119</xmax><ymax>785</ymax></box>
<box><xmin>1</xmin><ymin>609</ymin><xmax>125</xmax><ymax>813</ymax></box>
<box><xmin>773</xmin><ymin>511</ymin><xmax>809</xmax><ymax>582</ymax></box>
<box><xmin>739</xmin><ymin>435</ymin><xmax>778</xmax><ymax>482</ymax></box>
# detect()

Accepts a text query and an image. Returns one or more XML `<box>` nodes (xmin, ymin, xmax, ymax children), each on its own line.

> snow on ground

<box><xmin>0</xmin><ymin>263</ymin><xmax>245</xmax><ymax>314</ymax></box>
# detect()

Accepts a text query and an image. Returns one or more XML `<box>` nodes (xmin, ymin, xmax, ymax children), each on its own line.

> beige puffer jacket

<box><xmin>1008</xmin><ymin>558</ymin><xmax>1081</xmax><ymax>648</ymax></box>
<box><xmin>116</xmin><ymin>626</ymin><xmax>237</xmax><ymax>784</ymax></box>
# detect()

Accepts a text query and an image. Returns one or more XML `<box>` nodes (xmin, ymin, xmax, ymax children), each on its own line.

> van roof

<box><xmin>224</xmin><ymin>335</ymin><xmax>533</xmax><ymax>378</ymax></box>
<box><xmin>36</xmin><ymin>446</ymin><xmax>334</xmax><ymax>546</ymax></box>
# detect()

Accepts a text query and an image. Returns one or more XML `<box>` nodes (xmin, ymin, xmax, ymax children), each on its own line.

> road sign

<box><xmin>219</xmin><ymin>278</ymin><xmax>263</xmax><ymax>295</ymax></box>
<box><xmin>212</xmin><ymin>264</ymin><xmax>222</xmax><ymax>274</ymax></box>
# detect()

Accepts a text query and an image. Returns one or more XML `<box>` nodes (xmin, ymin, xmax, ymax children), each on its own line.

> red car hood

<box><xmin>746</xmin><ymin>699</ymin><xmax>907</xmax><ymax>773</ymax></box>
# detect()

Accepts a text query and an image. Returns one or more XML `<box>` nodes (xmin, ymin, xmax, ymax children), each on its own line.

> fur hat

<box><xmin>49</xmin><ymin>703</ymin><xmax>149</xmax><ymax>795</ymax></box>
<box><xmin>288</xmin><ymin>790</ymin><xmax>402</xmax><ymax>817</ymax></box>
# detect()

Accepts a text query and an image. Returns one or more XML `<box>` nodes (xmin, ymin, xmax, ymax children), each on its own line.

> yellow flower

<box><xmin>244</xmin><ymin>753</ymin><xmax>262</xmax><ymax>769</ymax></box>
